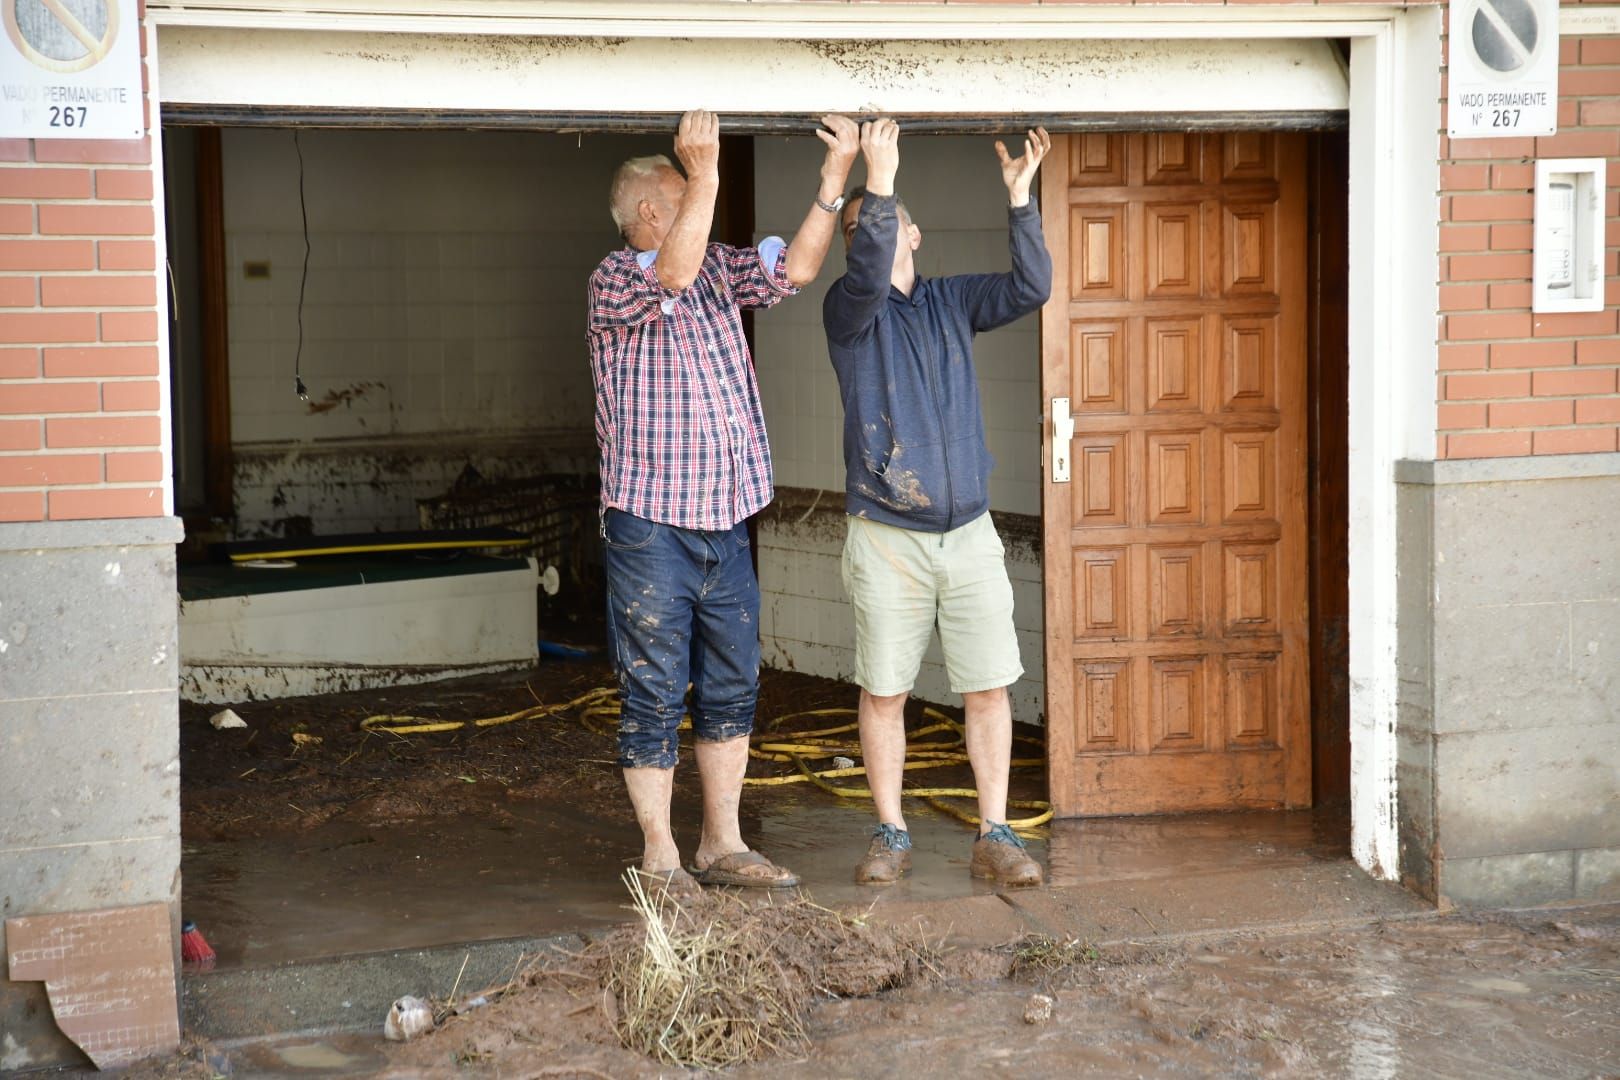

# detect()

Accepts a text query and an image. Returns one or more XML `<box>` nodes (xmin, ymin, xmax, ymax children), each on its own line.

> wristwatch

<box><xmin>815</xmin><ymin>193</ymin><xmax>846</xmax><ymax>214</ymax></box>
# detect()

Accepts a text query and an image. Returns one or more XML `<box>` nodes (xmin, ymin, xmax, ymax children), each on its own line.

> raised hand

<box><xmin>994</xmin><ymin>126</ymin><xmax>1051</xmax><ymax>207</ymax></box>
<box><xmin>816</xmin><ymin>114</ymin><xmax>861</xmax><ymax>184</ymax></box>
<box><xmin>860</xmin><ymin>118</ymin><xmax>901</xmax><ymax>197</ymax></box>
<box><xmin>674</xmin><ymin>109</ymin><xmax>721</xmax><ymax>178</ymax></box>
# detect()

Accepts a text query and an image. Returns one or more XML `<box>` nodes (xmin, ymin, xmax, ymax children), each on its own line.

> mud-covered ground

<box><xmin>133</xmin><ymin>903</ymin><xmax>1620</xmax><ymax>1079</ymax></box>
<box><xmin>181</xmin><ymin>661</ymin><xmax>1014</xmax><ymax>842</ymax></box>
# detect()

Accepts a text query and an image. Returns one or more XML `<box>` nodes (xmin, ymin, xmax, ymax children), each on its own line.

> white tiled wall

<box><xmin>220</xmin><ymin>128</ymin><xmax>659</xmax><ymax>533</ymax></box>
<box><xmin>751</xmin><ymin>135</ymin><xmax>1049</xmax><ymax>721</ymax></box>
<box><xmin>751</xmin><ymin>134</ymin><xmax>1044</xmax><ymax>516</ymax></box>
<box><xmin>223</xmin><ymin>128</ymin><xmax>661</xmax><ymax>443</ymax></box>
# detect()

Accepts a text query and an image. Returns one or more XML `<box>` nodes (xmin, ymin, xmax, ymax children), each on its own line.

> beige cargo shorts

<box><xmin>840</xmin><ymin>511</ymin><xmax>1023</xmax><ymax>697</ymax></box>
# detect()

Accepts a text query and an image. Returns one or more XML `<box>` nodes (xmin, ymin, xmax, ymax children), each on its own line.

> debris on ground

<box><xmin>1022</xmin><ymin>993</ymin><xmax>1054</xmax><ymax>1024</ymax></box>
<box><xmin>116</xmin><ymin>903</ymin><xmax>1620</xmax><ymax>1078</ymax></box>
<box><xmin>207</xmin><ymin>708</ymin><xmax>247</xmax><ymax>730</ymax></box>
<box><xmin>391</xmin><ymin>871</ymin><xmax>940</xmax><ymax>1073</ymax></box>
<box><xmin>383</xmin><ymin>995</ymin><xmax>435</xmax><ymax>1042</ymax></box>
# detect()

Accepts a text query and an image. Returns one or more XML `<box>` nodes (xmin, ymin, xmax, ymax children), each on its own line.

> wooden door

<box><xmin>1040</xmin><ymin>133</ymin><xmax>1310</xmax><ymax>817</ymax></box>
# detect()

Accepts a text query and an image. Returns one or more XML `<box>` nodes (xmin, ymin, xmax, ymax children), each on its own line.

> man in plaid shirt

<box><xmin>589</xmin><ymin>110</ymin><xmax>858</xmax><ymax>894</ymax></box>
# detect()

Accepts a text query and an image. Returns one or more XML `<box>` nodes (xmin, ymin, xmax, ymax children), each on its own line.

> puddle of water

<box><xmin>230</xmin><ymin>1033</ymin><xmax>387</xmax><ymax>1076</ymax></box>
<box><xmin>1045</xmin><ymin>806</ymin><xmax>1348</xmax><ymax>887</ymax></box>
<box><xmin>274</xmin><ymin>1042</ymin><xmax>361</xmax><ymax>1069</ymax></box>
<box><xmin>184</xmin><ymin>785</ymin><xmax>1049</xmax><ymax>967</ymax></box>
<box><xmin>733</xmin><ymin>906</ymin><xmax>1620</xmax><ymax>1080</ymax></box>
<box><xmin>183</xmin><ymin>784</ymin><xmax>1347</xmax><ymax>969</ymax></box>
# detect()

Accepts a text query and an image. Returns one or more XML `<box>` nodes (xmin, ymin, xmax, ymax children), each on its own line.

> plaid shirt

<box><xmin>588</xmin><ymin>240</ymin><xmax>796</xmax><ymax>530</ymax></box>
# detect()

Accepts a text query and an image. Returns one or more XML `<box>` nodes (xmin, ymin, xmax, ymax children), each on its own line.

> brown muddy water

<box><xmin>152</xmin><ymin>903</ymin><xmax>1620</xmax><ymax>1079</ymax></box>
<box><xmin>182</xmin><ymin>787</ymin><xmax>1048</xmax><ymax>968</ymax></box>
<box><xmin>748</xmin><ymin>908</ymin><xmax>1620</xmax><ymax>1079</ymax></box>
<box><xmin>182</xmin><ymin>795</ymin><xmax>1350</xmax><ymax>968</ymax></box>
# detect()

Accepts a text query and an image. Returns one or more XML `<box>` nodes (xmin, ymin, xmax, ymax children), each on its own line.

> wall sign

<box><xmin>2</xmin><ymin>0</ymin><xmax>143</xmax><ymax>140</ymax></box>
<box><xmin>1448</xmin><ymin>0</ymin><xmax>1560</xmax><ymax>139</ymax></box>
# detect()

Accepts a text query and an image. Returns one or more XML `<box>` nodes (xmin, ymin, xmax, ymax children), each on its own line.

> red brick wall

<box><xmin>1438</xmin><ymin>29</ymin><xmax>1620</xmax><ymax>459</ymax></box>
<box><xmin>0</xmin><ymin>1</ymin><xmax>163</xmax><ymax>524</ymax></box>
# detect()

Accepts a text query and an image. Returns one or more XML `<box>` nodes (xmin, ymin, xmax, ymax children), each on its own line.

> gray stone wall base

<box><xmin>0</xmin><ymin>518</ymin><xmax>183</xmax><ymax>1072</ymax></box>
<box><xmin>1397</xmin><ymin>455</ymin><xmax>1620</xmax><ymax>908</ymax></box>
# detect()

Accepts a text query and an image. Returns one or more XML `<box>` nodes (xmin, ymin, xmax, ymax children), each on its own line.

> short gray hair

<box><xmin>610</xmin><ymin>154</ymin><xmax>675</xmax><ymax>231</ymax></box>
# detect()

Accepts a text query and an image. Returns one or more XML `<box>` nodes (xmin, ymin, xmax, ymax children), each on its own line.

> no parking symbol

<box><xmin>1448</xmin><ymin>0</ymin><xmax>1560</xmax><ymax>138</ymax></box>
<box><xmin>1</xmin><ymin>0</ymin><xmax>143</xmax><ymax>139</ymax></box>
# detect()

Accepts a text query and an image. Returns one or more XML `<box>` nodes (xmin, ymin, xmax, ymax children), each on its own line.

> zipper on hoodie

<box><xmin>917</xmin><ymin>298</ymin><xmax>955</xmax><ymax>535</ymax></box>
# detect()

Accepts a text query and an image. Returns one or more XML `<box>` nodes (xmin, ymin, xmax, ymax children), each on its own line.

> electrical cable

<box><xmin>292</xmin><ymin>129</ymin><xmax>310</xmax><ymax>401</ymax></box>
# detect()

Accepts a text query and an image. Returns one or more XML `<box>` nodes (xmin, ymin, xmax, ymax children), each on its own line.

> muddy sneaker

<box><xmin>970</xmin><ymin>822</ymin><xmax>1043</xmax><ymax>887</ymax></box>
<box><xmin>855</xmin><ymin>823</ymin><xmax>913</xmax><ymax>884</ymax></box>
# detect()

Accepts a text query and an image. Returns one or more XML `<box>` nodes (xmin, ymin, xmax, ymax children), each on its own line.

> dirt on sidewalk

<box><xmin>129</xmin><ymin>901</ymin><xmax>1620</xmax><ymax>1079</ymax></box>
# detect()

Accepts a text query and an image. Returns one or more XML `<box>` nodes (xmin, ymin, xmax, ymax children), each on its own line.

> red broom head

<box><xmin>180</xmin><ymin>920</ymin><xmax>216</xmax><ymax>968</ymax></box>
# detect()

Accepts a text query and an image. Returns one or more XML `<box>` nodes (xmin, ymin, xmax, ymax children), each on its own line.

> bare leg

<box><xmin>692</xmin><ymin>733</ymin><xmax>749</xmax><ymax>864</ymax></box>
<box><xmin>623</xmin><ymin>765</ymin><xmax>680</xmax><ymax>872</ymax></box>
<box><xmin>962</xmin><ymin>686</ymin><xmax>1012</xmax><ymax>835</ymax></box>
<box><xmin>859</xmin><ymin>689</ymin><xmax>911</xmax><ymax>831</ymax></box>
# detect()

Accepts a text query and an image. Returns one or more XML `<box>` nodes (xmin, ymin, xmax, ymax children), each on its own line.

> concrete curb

<box><xmin>183</xmin><ymin>932</ymin><xmax>586</xmax><ymax>1040</ymax></box>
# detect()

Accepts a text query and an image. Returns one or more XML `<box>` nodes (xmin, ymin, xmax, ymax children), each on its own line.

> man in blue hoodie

<box><xmin>824</xmin><ymin>119</ymin><xmax>1052</xmax><ymax>887</ymax></box>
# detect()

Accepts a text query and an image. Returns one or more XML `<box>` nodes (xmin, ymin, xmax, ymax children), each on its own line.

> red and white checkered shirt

<box><xmin>588</xmin><ymin>240</ymin><xmax>796</xmax><ymax>530</ymax></box>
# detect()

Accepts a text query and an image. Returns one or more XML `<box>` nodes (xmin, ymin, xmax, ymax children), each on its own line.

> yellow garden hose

<box><xmin>359</xmin><ymin>686</ymin><xmax>1053</xmax><ymax>832</ymax></box>
<box><xmin>360</xmin><ymin>686</ymin><xmax>619</xmax><ymax>736</ymax></box>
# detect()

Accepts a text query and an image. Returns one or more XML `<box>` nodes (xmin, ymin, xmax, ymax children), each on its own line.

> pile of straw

<box><xmin>602</xmin><ymin>870</ymin><xmax>931</xmax><ymax>1069</ymax></box>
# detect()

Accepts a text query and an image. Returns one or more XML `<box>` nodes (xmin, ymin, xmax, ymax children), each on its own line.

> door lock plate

<box><xmin>1051</xmin><ymin>397</ymin><xmax>1074</xmax><ymax>483</ymax></box>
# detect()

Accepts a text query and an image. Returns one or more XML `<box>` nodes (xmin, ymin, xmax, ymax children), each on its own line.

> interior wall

<box><xmin>217</xmin><ymin>128</ymin><xmax>657</xmax><ymax>535</ymax></box>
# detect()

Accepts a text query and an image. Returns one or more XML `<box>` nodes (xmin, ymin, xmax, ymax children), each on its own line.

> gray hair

<box><xmin>609</xmin><ymin>154</ymin><xmax>676</xmax><ymax>231</ymax></box>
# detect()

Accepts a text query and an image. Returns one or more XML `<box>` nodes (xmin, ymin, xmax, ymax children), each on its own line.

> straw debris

<box><xmin>599</xmin><ymin>869</ymin><xmax>936</xmax><ymax>1069</ymax></box>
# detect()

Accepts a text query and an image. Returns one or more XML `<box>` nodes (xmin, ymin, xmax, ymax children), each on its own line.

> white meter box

<box><xmin>1448</xmin><ymin>0</ymin><xmax>1560</xmax><ymax>138</ymax></box>
<box><xmin>1</xmin><ymin>0</ymin><xmax>144</xmax><ymax>140</ymax></box>
<box><xmin>1532</xmin><ymin>159</ymin><xmax>1606</xmax><ymax>314</ymax></box>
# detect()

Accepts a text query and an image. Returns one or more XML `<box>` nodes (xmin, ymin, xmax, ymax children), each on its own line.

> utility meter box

<box><xmin>1532</xmin><ymin>158</ymin><xmax>1606</xmax><ymax>314</ymax></box>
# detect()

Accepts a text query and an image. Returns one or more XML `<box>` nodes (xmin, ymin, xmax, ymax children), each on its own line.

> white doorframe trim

<box><xmin>147</xmin><ymin>19</ymin><xmax>177</xmax><ymax>521</ymax></box>
<box><xmin>145</xmin><ymin>2</ymin><xmax>1442</xmax><ymax>883</ymax></box>
<box><xmin>145</xmin><ymin>1</ymin><xmax>1421</xmax><ymax>40</ymax></box>
<box><xmin>1347</xmin><ymin>9</ymin><xmax>1442</xmax><ymax>882</ymax></box>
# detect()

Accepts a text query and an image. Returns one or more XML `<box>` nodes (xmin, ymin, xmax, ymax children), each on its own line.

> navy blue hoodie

<box><xmin>823</xmin><ymin>193</ymin><xmax>1052</xmax><ymax>532</ymax></box>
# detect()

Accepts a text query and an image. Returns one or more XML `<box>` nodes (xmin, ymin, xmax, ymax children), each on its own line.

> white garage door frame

<box><xmin>143</xmin><ymin>1</ymin><xmax>1443</xmax><ymax>884</ymax></box>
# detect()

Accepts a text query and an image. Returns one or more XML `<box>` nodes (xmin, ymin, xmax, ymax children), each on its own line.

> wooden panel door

<box><xmin>1041</xmin><ymin>133</ymin><xmax>1310</xmax><ymax>816</ymax></box>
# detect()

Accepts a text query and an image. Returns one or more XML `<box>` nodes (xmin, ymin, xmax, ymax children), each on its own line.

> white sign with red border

<box><xmin>1448</xmin><ymin>0</ymin><xmax>1560</xmax><ymax>139</ymax></box>
<box><xmin>1</xmin><ymin>0</ymin><xmax>142</xmax><ymax>140</ymax></box>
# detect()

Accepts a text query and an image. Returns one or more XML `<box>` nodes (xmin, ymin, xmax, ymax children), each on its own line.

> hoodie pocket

<box><xmin>947</xmin><ymin>434</ymin><xmax>990</xmax><ymax>516</ymax></box>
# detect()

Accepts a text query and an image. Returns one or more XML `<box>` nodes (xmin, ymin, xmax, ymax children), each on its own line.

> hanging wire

<box><xmin>292</xmin><ymin>129</ymin><xmax>311</xmax><ymax>401</ymax></box>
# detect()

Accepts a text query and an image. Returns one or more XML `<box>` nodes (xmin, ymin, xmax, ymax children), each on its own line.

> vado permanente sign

<box><xmin>1448</xmin><ymin>0</ymin><xmax>1560</xmax><ymax>138</ymax></box>
<box><xmin>2</xmin><ymin>0</ymin><xmax>143</xmax><ymax>140</ymax></box>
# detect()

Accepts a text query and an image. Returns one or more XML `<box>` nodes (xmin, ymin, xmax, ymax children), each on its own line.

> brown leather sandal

<box><xmin>690</xmin><ymin>850</ymin><xmax>800</xmax><ymax>888</ymax></box>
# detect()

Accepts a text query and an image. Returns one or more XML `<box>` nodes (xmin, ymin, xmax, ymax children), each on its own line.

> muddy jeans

<box><xmin>602</xmin><ymin>508</ymin><xmax>760</xmax><ymax>769</ymax></box>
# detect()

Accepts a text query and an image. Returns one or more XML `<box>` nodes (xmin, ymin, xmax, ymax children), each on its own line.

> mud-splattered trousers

<box><xmin>603</xmin><ymin>508</ymin><xmax>760</xmax><ymax>769</ymax></box>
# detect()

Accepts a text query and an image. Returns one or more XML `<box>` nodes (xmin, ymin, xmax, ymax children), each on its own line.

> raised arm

<box><xmin>653</xmin><ymin>110</ymin><xmax>721</xmax><ymax>294</ymax></box>
<box><xmin>957</xmin><ymin>127</ymin><xmax>1054</xmax><ymax>331</ymax></box>
<box><xmin>782</xmin><ymin>114</ymin><xmax>861</xmax><ymax>287</ymax></box>
<box><xmin>824</xmin><ymin>119</ymin><xmax>902</xmax><ymax>343</ymax></box>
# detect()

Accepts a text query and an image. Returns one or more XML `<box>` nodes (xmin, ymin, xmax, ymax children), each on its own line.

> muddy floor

<box><xmin>134</xmin><ymin>903</ymin><xmax>1620</xmax><ymax>1079</ymax></box>
<box><xmin>179</xmin><ymin>662</ymin><xmax>1053</xmax><ymax>965</ymax></box>
<box><xmin>181</xmin><ymin>660</ymin><xmax>1036</xmax><ymax>841</ymax></box>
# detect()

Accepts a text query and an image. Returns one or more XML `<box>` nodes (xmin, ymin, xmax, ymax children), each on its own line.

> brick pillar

<box><xmin>1437</xmin><ymin>31</ymin><xmax>1620</xmax><ymax>459</ymax></box>
<box><xmin>1402</xmin><ymin>16</ymin><xmax>1620</xmax><ymax>909</ymax></box>
<box><xmin>0</xmin><ymin>13</ymin><xmax>182</xmax><ymax>1071</ymax></box>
